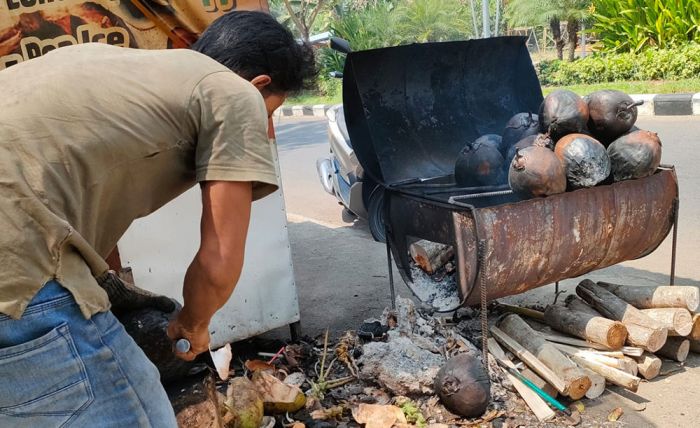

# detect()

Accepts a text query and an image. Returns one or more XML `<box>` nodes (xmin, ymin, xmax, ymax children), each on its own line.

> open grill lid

<box><xmin>342</xmin><ymin>37</ymin><xmax>544</xmax><ymax>187</ymax></box>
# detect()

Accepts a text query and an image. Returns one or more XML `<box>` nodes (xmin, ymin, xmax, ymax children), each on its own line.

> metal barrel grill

<box><xmin>342</xmin><ymin>37</ymin><xmax>679</xmax><ymax>308</ymax></box>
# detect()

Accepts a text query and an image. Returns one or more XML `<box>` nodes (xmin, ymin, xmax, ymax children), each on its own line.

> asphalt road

<box><xmin>274</xmin><ymin>114</ymin><xmax>700</xmax><ymax>427</ymax></box>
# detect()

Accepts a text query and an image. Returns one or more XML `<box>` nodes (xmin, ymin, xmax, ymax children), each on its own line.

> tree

<box><xmin>506</xmin><ymin>0</ymin><xmax>591</xmax><ymax>61</ymax></box>
<box><xmin>270</xmin><ymin>0</ymin><xmax>333</xmax><ymax>41</ymax></box>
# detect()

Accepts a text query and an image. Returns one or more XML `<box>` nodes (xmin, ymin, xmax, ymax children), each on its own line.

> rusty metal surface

<box><xmin>452</xmin><ymin>168</ymin><xmax>678</xmax><ymax>305</ymax></box>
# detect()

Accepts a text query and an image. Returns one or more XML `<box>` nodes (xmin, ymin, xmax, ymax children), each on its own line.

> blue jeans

<box><xmin>0</xmin><ymin>281</ymin><xmax>177</xmax><ymax>427</ymax></box>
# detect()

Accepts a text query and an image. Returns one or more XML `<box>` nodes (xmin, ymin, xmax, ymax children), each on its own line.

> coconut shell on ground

<box><xmin>555</xmin><ymin>133</ymin><xmax>611</xmax><ymax>189</ymax></box>
<box><xmin>502</xmin><ymin>112</ymin><xmax>540</xmax><ymax>151</ymax></box>
<box><xmin>607</xmin><ymin>130</ymin><xmax>662</xmax><ymax>182</ymax></box>
<box><xmin>586</xmin><ymin>90</ymin><xmax>641</xmax><ymax>145</ymax></box>
<box><xmin>508</xmin><ymin>145</ymin><xmax>567</xmax><ymax>199</ymax></box>
<box><xmin>539</xmin><ymin>90</ymin><xmax>589</xmax><ymax>141</ymax></box>
<box><xmin>454</xmin><ymin>137</ymin><xmax>505</xmax><ymax>187</ymax></box>
<box><xmin>434</xmin><ymin>353</ymin><xmax>490</xmax><ymax>418</ymax></box>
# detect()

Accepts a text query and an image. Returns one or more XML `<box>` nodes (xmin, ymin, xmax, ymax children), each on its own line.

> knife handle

<box><xmin>175</xmin><ymin>338</ymin><xmax>191</xmax><ymax>354</ymax></box>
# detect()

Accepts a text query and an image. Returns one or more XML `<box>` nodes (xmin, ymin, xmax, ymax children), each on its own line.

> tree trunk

<box><xmin>598</xmin><ymin>282</ymin><xmax>700</xmax><ymax>312</ymax></box>
<box><xmin>544</xmin><ymin>304</ymin><xmax>628</xmax><ymax>349</ymax></box>
<box><xmin>481</xmin><ymin>0</ymin><xmax>491</xmax><ymax>38</ymax></box>
<box><xmin>577</xmin><ymin>280</ymin><xmax>668</xmax><ymax>352</ymax></box>
<box><xmin>498</xmin><ymin>315</ymin><xmax>591</xmax><ymax>399</ymax></box>
<box><xmin>566</xmin><ymin>19</ymin><xmax>579</xmax><ymax>62</ymax></box>
<box><xmin>640</xmin><ymin>308</ymin><xmax>693</xmax><ymax>336</ymax></box>
<box><xmin>549</xmin><ymin>18</ymin><xmax>564</xmax><ymax>60</ymax></box>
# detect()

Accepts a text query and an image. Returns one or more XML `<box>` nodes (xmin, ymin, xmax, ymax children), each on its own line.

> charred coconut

<box><xmin>504</xmin><ymin>133</ymin><xmax>554</xmax><ymax>166</ymax></box>
<box><xmin>555</xmin><ymin>133</ymin><xmax>611</xmax><ymax>189</ymax></box>
<box><xmin>607</xmin><ymin>130</ymin><xmax>662</xmax><ymax>181</ymax></box>
<box><xmin>508</xmin><ymin>145</ymin><xmax>567</xmax><ymax>199</ymax></box>
<box><xmin>502</xmin><ymin>112</ymin><xmax>540</xmax><ymax>151</ymax></box>
<box><xmin>539</xmin><ymin>90</ymin><xmax>589</xmax><ymax>141</ymax></box>
<box><xmin>434</xmin><ymin>354</ymin><xmax>490</xmax><ymax>418</ymax></box>
<box><xmin>586</xmin><ymin>90</ymin><xmax>643</xmax><ymax>145</ymax></box>
<box><xmin>454</xmin><ymin>137</ymin><xmax>505</xmax><ymax>187</ymax></box>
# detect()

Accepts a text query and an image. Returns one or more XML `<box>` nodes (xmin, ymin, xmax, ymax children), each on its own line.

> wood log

<box><xmin>409</xmin><ymin>240</ymin><xmax>454</xmax><ymax>274</ymax></box>
<box><xmin>565</xmin><ymin>295</ymin><xmax>603</xmax><ymax>317</ymax></box>
<box><xmin>582</xmin><ymin>368</ymin><xmax>606</xmax><ymax>399</ymax></box>
<box><xmin>656</xmin><ymin>337</ymin><xmax>690</xmax><ymax>362</ymax></box>
<box><xmin>640</xmin><ymin>308</ymin><xmax>693</xmax><ymax>336</ymax></box>
<box><xmin>690</xmin><ymin>339</ymin><xmax>700</xmax><ymax>354</ymax></box>
<box><xmin>544</xmin><ymin>304</ymin><xmax>627</xmax><ymax>349</ymax></box>
<box><xmin>624</xmin><ymin>323</ymin><xmax>667</xmax><ymax>353</ymax></box>
<box><xmin>521</xmin><ymin>368</ymin><xmax>558</xmax><ymax>398</ymax></box>
<box><xmin>577</xmin><ymin>280</ymin><xmax>668</xmax><ymax>352</ymax></box>
<box><xmin>499</xmin><ymin>304</ymin><xmax>545</xmax><ymax>321</ymax></box>
<box><xmin>569</xmin><ymin>354</ymin><xmax>640</xmax><ymax>392</ymax></box>
<box><xmin>490</xmin><ymin>326</ymin><xmax>568</xmax><ymax>395</ymax></box>
<box><xmin>633</xmin><ymin>353</ymin><xmax>662</xmax><ymax>380</ymax></box>
<box><xmin>597</xmin><ymin>282</ymin><xmax>700</xmax><ymax>312</ymax></box>
<box><xmin>498</xmin><ymin>315</ymin><xmax>591</xmax><ymax>399</ymax></box>
<box><xmin>553</xmin><ymin>343</ymin><xmax>637</xmax><ymax>376</ymax></box>
<box><xmin>487</xmin><ymin>338</ymin><xmax>556</xmax><ymax>422</ymax></box>
<box><xmin>690</xmin><ymin>314</ymin><xmax>700</xmax><ymax>340</ymax></box>
<box><xmin>543</xmin><ymin>333</ymin><xmax>644</xmax><ymax>356</ymax></box>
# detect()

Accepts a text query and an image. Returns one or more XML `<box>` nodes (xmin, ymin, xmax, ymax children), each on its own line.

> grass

<box><xmin>286</xmin><ymin>92</ymin><xmax>342</xmax><ymax>106</ymax></box>
<box><xmin>286</xmin><ymin>79</ymin><xmax>700</xmax><ymax>106</ymax></box>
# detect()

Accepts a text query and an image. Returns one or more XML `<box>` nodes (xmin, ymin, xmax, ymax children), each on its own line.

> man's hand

<box><xmin>166</xmin><ymin>311</ymin><xmax>210</xmax><ymax>361</ymax></box>
<box><xmin>167</xmin><ymin>181</ymin><xmax>252</xmax><ymax>361</ymax></box>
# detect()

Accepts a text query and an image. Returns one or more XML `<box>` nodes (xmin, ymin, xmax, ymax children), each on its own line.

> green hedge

<box><xmin>537</xmin><ymin>43</ymin><xmax>700</xmax><ymax>86</ymax></box>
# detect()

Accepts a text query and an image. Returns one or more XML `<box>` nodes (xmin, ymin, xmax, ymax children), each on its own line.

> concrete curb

<box><xmin>279</xmin><ymin>93</ymin><xmax>700</xmax><ymax>119</ymax></box>
<box><xmin>278</xmin><ymin>104</ymin><xmax>334</xmax><ymax>118</ymax></box>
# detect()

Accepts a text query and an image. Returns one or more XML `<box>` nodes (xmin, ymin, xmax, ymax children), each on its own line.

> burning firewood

<box><xmin>409</xmin><ymin>240</ymin><xmax>454</xmax><ymax>274</ymax></box>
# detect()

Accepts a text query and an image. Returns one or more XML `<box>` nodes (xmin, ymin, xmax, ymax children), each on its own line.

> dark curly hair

<box><xmin>192</xmin><ymin>11</ymin><xmax>317</xmax><ymax>94</ymax></box>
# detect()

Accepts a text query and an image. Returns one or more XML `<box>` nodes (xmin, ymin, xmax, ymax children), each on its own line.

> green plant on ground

<box><xmin>537</xmin><ymin>43</ymin><xmax>700</xmax><ymax>85</ymax></box>
<box><xmin>592</xmin><ymin>0</ymin><xmax>700</xmax><ymax>53</ymax></box>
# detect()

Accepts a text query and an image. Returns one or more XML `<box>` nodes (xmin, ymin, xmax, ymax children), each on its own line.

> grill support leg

<box><xmin>386</xmin><ymin>230</ymin><xmax>396</xmax><ymax>310</ymax></box>
<box><xmin>671</xmin><ymin>198</ymin><xmax>679</xmax><ymax>285</ymax></box>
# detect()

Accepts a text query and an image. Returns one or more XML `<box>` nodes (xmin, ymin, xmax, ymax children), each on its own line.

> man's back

<box><xmin>0</xmin><ymin>43</ymin><xmax>276</xmax><ymax>319</ymax></box>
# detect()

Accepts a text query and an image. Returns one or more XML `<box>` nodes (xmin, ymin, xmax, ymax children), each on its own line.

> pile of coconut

<box><xmin>454</xmin><ymin>90</ymin><xmax>662</xmax><ymax>199</ymax></box>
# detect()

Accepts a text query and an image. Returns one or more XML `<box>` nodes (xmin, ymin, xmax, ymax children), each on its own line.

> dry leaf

<box><xmin>352</xmin><ymin>404</ymin><xmax>407</xmax><ymax>428</ymax></box>
<box><xmin>571</xmin><ymin>401</ymin><xmax>585</xmax><ymax>414</ymax></box>
<box><xmin>310</xmin><ymin>406</ymin><xmax>344</xmax><ymax>420</ymax></box>
<box><xmin>244</xmin><ymin>359</ymin><xmax>275</xmax><ymax>373</ymax></box>
<box><xmin>283</xmin><ymin>372</ymin><xmax>306</xmax><ymax>387</ymax></box>
<box><xmin>251</xmin><ymin>371</ymin><xmax>306</xmax><ymax>414</ymax></box>
<box><xmin>481</xmin><ymin>409</ymin><xmax>505</xmax><ymax>422</ymax></box>
<box><xmin>608</xmin><ymin>407</ymin><xmax>624</xmax><ymax>422</ymax></box>
<box><xmin>210</xmin><ymin>343</ymin><xmax>232</xmax><ymax>380</ymax></box>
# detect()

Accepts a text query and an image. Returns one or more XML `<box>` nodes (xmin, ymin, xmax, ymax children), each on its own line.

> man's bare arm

<box><xmin>167</xmin><ymin>180</ymin><xmax>252</xmax><ymax>360</ymax></box>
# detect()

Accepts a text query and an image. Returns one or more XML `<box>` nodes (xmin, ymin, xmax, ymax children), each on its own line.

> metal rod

<box><xmin>425</xmin><ymin>184</ymin><xmax>510</xmax><ymax>195</ymax></box>
<box><xmin>671</xmin><ymin>198</ymin><xmax>679</xmax><ymax>285</ymax></box>
<box><xmin>386</xmin><ymin>231</ymin><xmax>396</xmax><ymax>309</ymax></box>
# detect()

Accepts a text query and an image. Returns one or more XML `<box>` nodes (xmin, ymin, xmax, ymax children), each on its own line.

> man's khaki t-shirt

<box><xmin>0</xmin><ymin>43</ymin><xmax>278</xmax><ymax>319</ymax></box>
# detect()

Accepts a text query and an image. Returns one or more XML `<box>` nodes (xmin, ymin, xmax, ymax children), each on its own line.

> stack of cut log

<box><xmin>489</xmin><ymin>279</ymin><xmax>700</xmax><ymax>422</ymax></box>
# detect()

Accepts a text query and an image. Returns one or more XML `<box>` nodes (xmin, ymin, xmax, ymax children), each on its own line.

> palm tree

<box><xmin>506</xmin><ymin>0</ymin><xmax>590</xmax><ymax>61</ymax></box>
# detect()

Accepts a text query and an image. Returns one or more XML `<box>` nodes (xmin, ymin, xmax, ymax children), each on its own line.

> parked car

<box><xmin>314</xmin><ymin>37</ymin><xmax>386</xmax><ymax>242</ymax></box>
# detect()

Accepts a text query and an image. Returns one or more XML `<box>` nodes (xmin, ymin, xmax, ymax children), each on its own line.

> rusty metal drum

<box><xmin>451</xmin><ymin>167</ymin><xmax>678</xmax><ymax>304</ymax></box>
